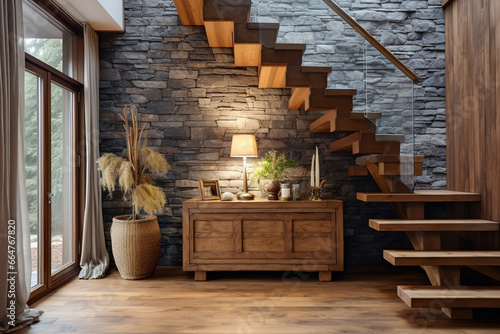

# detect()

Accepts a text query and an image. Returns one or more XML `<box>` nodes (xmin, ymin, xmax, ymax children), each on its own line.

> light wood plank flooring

<box><xmin>21</xmin><ymin>267</ymin><xmax>500</xmax><ymax>333</ymax></box>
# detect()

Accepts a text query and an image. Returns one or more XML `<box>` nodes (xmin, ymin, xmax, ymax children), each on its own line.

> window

<box><xmin>23</xmin><ymin>0</ymin><xmax>83</xmax><ymax>302</ymax></box>
<box><xmin>23</xmin><ymin>1</ymin><xmax>73</xmax><ymax>77</ymax></box>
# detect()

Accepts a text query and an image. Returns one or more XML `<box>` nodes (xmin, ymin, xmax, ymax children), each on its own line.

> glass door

<box><xmin>25</xmin><ymin>60</ymin><xmax>81</xmax><ymax>300</ymax></box>
<box><xmin>25</xmin><ymin>70</ymin><xmax>42</xmax><ymax>290</ymax></box>
<box><xmin>50</xmin><ymin>81</ymin><xmax>75</xmax><ymax>275</ymax></box>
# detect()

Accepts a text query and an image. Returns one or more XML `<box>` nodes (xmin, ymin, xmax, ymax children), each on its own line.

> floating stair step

<box><xmin>301</xmin><ymin>66</ymin><xmax>332</xmax><ymax>74</ymax></box>
<box><xmin>235</xmin><ymin>22</ymin><xmax>280</xmax><ymax>46</ymax></box>
<box><xmin>357</xmin><ymin>190</ymin><xmax>482</xmax><ymax>203</ymax></box>
<box><xmin>374</xmin><ymin>134</ymin><xmax>406</xmax><ymax>142</ymax></box>
<box><xmin>234</xmin><ymin>43</ymin><xmax>261</xmax><ymax>66</ymax></box>
<box><xmin>370</xmin><ymin>219</ymin><xmax>500</xmax><ymax>232</ymax></box>
<box><xmin>275</xmin><ymin>43</ymin><xmax>307</xmax><ymax>51</ymax></box>
<box><xmin>348</xmin><ymin>162</ymin><xmax>423</xmax><ymax>176</ymax></box>
<box><xmin>356</xmin><ymin>154</ymin><xmax>425</xmax><ymax>166</ymax></box>
<box><xmin>261</xmin><ymin>46</ymin><xmax>304</xmax><ymax>67</ymax></box>
<box><xmin>173</xmin><ymin>0</ymin><xmax>204</xmax><ymax>25</ymax></box>
<box><xmin>397</xmin><ymin>285</ymin><xmax>500</xmax><ymax>308</ymax></box>
<box><xmin>289</xmin><ymin>87</ymin><xmax>310</xmax><ymax>110</ymax></box>
<box><xmin>286</xmin><ymin>68</ymin><xmax>329</xmax><ymax>89</ymax></box>
<box><xmin>330</xmin><ymin>133</ymin><xmax>364</xmax><ymax>152</ymax></box>
<box><xmin>310</xmin><ymin>112</ymin><xmax>374</xmax><ymax>133</ymax></box>
<box><xmin>384</xmin><ymin>250</ymin><xmax>500</xmax><ymax>266</ymax></box>
<box><xmin>258</xmin><ymin>62</ymin><xmax>287</xmax><ymax>88</ymax></box>
<box><xmin>203</xmin><ymin>0</ymin><xmax>251</xmax><ymax>22</ymax></box>
<box><xmin>329</xmin><ymin>133</ymin><xmax>400</xmax><ymax>154</ymax></box>
<box><xmin>353</xmin><ymin>140</ymin><xmax>400</xmax><ymax>155</ymax></box>
<box><xmin>324</xmin><ymin>88</ymin><xmax>357</xmax><ymax>96</ymax></box>
<box><xmin>204</xmin><ymin>20</ymin><xmax>234</xmax><ymax>47</ymax></box>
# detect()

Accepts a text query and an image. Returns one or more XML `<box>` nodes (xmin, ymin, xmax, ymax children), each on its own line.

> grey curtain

<box><xmin>0</xmin><ymin>1</ymin><xmax>41</xmax><ymax>332</ymax></box>
<box><xmin>79</xmin><ymin>23</ymin><xmax>109</xmax><ymax>279</ymax></box>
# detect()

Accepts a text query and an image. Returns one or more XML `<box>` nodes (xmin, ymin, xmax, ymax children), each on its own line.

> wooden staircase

<box><xmin>173</xmin><ymin>0</ymin><xmax>422</xmax><ymax>184</ymax></box>
<box><xmin>359</xmin><ymin>191</ymin><xmax>500</xmax><ymax>319</ymax></box>
<box><xmin>172</xmin><ymin>0</ymin><xmax>500</xmax><ymax>320</ymax></box>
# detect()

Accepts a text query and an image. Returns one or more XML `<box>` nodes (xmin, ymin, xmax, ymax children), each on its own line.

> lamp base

<box><xmin>237</xmin><ymin>192</ymin><xmax>255</xmax><ymax>201</ymax></box>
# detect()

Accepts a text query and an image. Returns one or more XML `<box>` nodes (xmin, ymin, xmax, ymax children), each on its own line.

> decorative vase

<box><xmin>111</xmin><ymin>215</ymin><xmax>161</xmax><ymax>280</ymax></box>
<box><xmin>264</xmin><ymin>181</ymin><xmax>280</xmax><ymax>200</ymax></box>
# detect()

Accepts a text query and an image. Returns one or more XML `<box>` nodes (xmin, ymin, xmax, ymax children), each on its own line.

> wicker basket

<box><xmin>111</xmin><ymin>215</ymin><xmax>161</xmax><ymax>280</ymax></box>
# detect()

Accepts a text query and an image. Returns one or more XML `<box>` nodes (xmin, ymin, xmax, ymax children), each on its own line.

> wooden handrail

<box><xmin>322</xmin><ymin>0</ymin><xmax>419</xmax><ymax>83</ymax></box>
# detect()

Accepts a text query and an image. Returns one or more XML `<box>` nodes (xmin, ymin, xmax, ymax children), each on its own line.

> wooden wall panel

<box><xmin>445</xmin><ymin>0</ymin><xmax>500</xmax><ymax>249</ymax></box>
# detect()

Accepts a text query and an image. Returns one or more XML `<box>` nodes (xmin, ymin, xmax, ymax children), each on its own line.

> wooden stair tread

<box><xmin>247</xmin><ymin>22</ymin><xmax>280</xmax><ymax>30</ymax></box>
<box><xmin>324</xmin><ymin>88</ymin><xmax>357</xmax><ymax>96</ymax></box>
<box><xmin>384</xmin><ymin>250</ymin><xmax>500</xmax><ymax>266</ymax></box>
<box><xmin>275</xmin><ymin>43</ymin><xmax>307</xmax><ymax>51</ymax></box>
<box><xmin>301</xmin><ymin>66</ymin><xmax>332</xmax><ymax>74</ymax></box>
<box><xmin>356</xmin><ymin>154</ymin><xmax>425</xmax><ymax>165</ymax></box>
<box><xmin>357</xmin><ymin>190</ymin><xmax>482</xmax><ymax>203</ymax></box>
<box><xmin>370</xmin><ymin>219</ymin><xmax>500</xmax><ymax>231</ymax></box>
<box><xmin>375</xmin><ymin>134</ymin><xmax>406</xmax><ymax>142</ymax></box>
<box><xmin>397</xmin><ymin>286</ymin><xmax>500</xmax><ymax>308</ymax></box>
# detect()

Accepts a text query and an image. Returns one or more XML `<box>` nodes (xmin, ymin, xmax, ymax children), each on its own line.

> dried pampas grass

<box><xmin>141</xmin><ymin>148</ymin><xmax>171</xmax><ymax>174</ymax></box>
<box><xmin>118</xmin><ymin>161</ymin><xmax>134</xmax><ymax>196</ymax></box>
<box><xmin>97</xmin><ymin>104</ymin><xmax>171</xmax><ymax>220</ymax></box>
<box><xmin>97</xmin><ymin>153</ymin><xmax>125</xmax><ymax>193</ymax></box>
<box><xmin>133</xmin><ymin>184</ymin><xmax>166</xmax><ymax>216</ymax></box>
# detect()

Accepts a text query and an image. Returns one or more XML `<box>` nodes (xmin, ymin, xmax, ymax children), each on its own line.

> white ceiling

<box><xmin>53</xmin><ymin>0</ymin><xmax>124</xmax><ymax>32</ymax></box>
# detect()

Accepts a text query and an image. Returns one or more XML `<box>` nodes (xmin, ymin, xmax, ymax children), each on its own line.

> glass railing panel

<box><xmin>365</xmin><ymin>42</ymin><xmax>415</xmax><ymax>188</ymax></box>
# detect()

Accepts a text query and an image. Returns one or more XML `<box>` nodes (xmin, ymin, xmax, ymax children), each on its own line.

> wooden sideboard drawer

<box><xmin>183</xmin><ymin>199</ymin><xmax>343</xmax><ymax>281</ymax></box>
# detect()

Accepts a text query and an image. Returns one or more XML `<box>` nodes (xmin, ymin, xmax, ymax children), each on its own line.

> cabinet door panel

<box><xmin>293</xmin><ymin>237</ymin><xmax>333</xmax><ymax>253</ymax></box>
<box><xmin>194</xmin><ymin>220</ymin><xmax>233</xmax><ymax>232</ymax></box>
<box><xmin>194</xmin><ymin>237</ymin><xmax>235</xmax><ymax>252</ymax></box>
<box><xmin>243</xmin><ymin>237</ymin><xmax>285</xmax><ymax>252</ymax></box>
<box><xmin>293</xmin><ymin>220</ymin><xmax>332</xmax><ymax>232</ymax></box>
<box><xmin>242</xmin><ymin>220</ymin><xmax>284</xmax><ymax>232</ymax></box>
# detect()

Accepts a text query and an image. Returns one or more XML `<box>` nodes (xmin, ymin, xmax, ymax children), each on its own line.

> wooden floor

<box><xmin>21</xmin><ymin>267</ymin><xmax>500</xmax><ymax>334</ymax></box>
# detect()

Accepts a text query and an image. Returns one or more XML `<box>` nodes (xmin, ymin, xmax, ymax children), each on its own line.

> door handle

<box><xmin>47</xmin><ymin>192</ymin><xmax>54</xmax><ymax>204</ymax></box>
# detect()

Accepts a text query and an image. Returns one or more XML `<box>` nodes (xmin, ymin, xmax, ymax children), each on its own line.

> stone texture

<box><xmin>100</xmin><ymin>0</ymin><xmax>446</xmax><ymax>267</ymax></box>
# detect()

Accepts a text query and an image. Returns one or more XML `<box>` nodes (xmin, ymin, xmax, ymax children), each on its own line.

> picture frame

<box><xmin>199</xmin><ymin>179</ymin><xmax>221</xmax><ymax>201</ymax></box>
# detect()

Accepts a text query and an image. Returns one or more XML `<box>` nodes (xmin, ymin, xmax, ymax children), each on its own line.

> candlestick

<box><xmin>315</xmin><ymin>146</ymin><xmax>319</xmax><ymax>187</ymax></box>
<box><xmin>310</xmin><ymin>153</ymin><xmax>315</xmax><ymax>186</ymax></box>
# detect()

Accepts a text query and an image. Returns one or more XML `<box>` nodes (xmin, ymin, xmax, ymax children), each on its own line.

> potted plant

<box><xmin>253</xmin><ymin>149</ymin><xmax>297</xmax><ymax>200</ymax></box>
<box><xmin>97</xmin><ymin>105</ymin><xmax>170</xmax><ymax>279</ymax></box>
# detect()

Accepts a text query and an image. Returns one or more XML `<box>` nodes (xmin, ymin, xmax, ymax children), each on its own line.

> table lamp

<box><xmin>230</xmin><ymin>134</ymin><xmax>258</xmax><ymax>200</ymax></box>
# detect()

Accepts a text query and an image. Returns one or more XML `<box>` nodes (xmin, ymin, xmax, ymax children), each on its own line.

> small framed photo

<box><xmin>199</xmin><ymin>179</ymin><xmax>221</xmax><ymax>201</ymax></box>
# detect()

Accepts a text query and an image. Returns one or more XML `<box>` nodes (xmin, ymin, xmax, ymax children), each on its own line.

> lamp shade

<box><xmin>230</xmin><ymin>134</ymin><xmax>258</xmax><ymax>157</ymax></box>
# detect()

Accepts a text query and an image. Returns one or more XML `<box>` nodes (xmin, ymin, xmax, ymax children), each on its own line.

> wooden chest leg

<box><xmin>195</xmin><ymin>271</ymin><xmax>207</xmax><ymax>281</ymax></box>
<box><xmin>319</xmin><ymin>271</ymin><xmax>332</xmax><ymax>282</ymax></box>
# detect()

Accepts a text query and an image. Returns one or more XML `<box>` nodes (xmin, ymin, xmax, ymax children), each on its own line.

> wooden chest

<box><xmin>182</xmin><ymin>198</ymin><xmax>343</xmax><ymax>281</ymax></box>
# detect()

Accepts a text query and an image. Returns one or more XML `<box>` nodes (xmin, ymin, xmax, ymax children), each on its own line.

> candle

<box><xmin>315</xmin><ymin>146</ymin><xmax>320</xmax><ymax>187</ymax></box>
<box><xmin>310</xmin><ymin>153</ymin><xmax>315</xmax><ymax>186</ymax></box>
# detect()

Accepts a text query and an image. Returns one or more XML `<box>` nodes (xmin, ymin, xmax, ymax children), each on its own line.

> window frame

<box><xmin>24</xmin><ymin>0</ymin><xmax>85</xmax><ymax>304</ymax></box>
